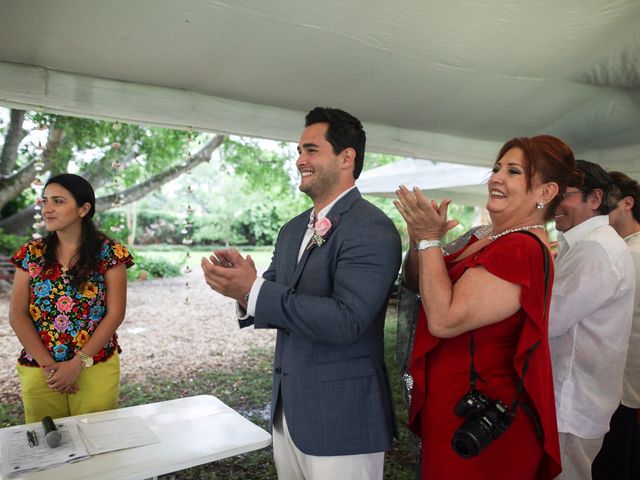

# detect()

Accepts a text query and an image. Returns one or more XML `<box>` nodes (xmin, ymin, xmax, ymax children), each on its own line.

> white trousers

<box><xmin>272</xmin><ymin>408</ymin><xmax>385</xmax><ymax>480</ymax></box>
<box><xmin>557</xmin><ymin>432</ymin><xmax>605</xmax><ymax>480</ymax></box>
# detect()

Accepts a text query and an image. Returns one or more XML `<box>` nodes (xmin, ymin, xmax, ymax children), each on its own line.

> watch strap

<box><xmin>76</xmin><ymin>350</ymin><xmax>93</xmax><ymax>368</ymax></box>
<box><xmin>415</xmin><ymin>239</ymin><xmax>441</xmax><ymax>251</ymax></box>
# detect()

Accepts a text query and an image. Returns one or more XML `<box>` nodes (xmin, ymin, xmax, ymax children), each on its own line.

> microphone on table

<box><xmin>42</xmin><ymin>416</ymin><xmax>62</xmax><ymax>448</ymax></box>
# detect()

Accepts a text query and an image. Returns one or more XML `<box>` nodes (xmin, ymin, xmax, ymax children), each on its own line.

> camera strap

<box><xmin>468</xmin><ymin>333</ymin><xmax>487</xmax><ymax>390</ymax></box>
<box><xmin>464</xmin><ymin>230</ymin><xmax>552</xmax><ymax>437</ymax></box>
<box><xmin>510</xmin><ymin>341</ymin><xmax>543</xmax><ymax>437</ymax></box>
<box><xmin>509</xmin><ymin>230</ymin><xmax>552</xmax><ymax>438</ymax></box>
<box><xmin>466</xmin><ymin>334</ymin><xmax>541</xmax><ymax>436</ymax></box>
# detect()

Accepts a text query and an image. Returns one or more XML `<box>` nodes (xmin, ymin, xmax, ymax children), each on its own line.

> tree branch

<box><xmin>0</xmin><ymin>127</ymin><xmax>65</xmax><ymax>211</ymax></box>
<box><xmin>95</xmin><ymin>134</ymin><xmax>224</xmax><ymax>211</ymax></box>
<box><xmin>0</xmin><ymin>109</ymin><xmax>27</xmax><ymax>176</ymax></box>
<box><xmin>0</xmin><ymin>134</ymin><xmax>225</xmax><ymax>235</ymax></box>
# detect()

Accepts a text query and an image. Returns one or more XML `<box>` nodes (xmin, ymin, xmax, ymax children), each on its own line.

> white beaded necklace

<box><xmin>488</xmin><ymin>224</ymin><xmax>545</xmax><ymax>241</ymax></box>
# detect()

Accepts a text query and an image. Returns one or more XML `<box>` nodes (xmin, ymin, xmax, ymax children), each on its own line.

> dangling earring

<box><xmin>536</xmin><ymin>201</ymin><xmax>545</xmax><ymax>209</ymax></box>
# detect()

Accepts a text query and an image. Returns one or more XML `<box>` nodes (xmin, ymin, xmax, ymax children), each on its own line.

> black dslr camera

<box><xmin>451</xmin><ymin>389</ymin><xmax>512</xmax><ymax>458</ymax></box>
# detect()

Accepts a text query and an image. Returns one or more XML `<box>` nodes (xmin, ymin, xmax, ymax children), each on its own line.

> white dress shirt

<box><xmin>622</xmin><ymin>231</ymin><xmax>640</xmax><ymax>408</ymax></box>
<box><xmin>549</xmin><ymin>215</ymin><xmax>635</xmax><ymax>439</ymax></box>
<box><xmin>244</xmin><ymin>186</ymin><xmax>357</xmax><ymax>317</ymax></box>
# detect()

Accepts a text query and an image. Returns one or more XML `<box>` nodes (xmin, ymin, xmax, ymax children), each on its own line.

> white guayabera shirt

<box><xmin>622</xmin><ymin>231</ymin><xmax>640</xmax><ymax>409</ymax></box>
<box><xmin>549</xmin><ymin>215</ymin><xmax>635</xmax><ymax>439</ymax></box>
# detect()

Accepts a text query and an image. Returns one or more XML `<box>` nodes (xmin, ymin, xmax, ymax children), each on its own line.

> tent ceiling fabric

<box><xmin>0</xmin><ymin>0</ymin><xmax>639</xmax><ymax>179</ymax></box>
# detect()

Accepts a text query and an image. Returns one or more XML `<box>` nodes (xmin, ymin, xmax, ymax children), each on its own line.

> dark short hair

<box><xmin>496</xmin><ymin>135</ymin><xmax>583</xmax><ymax>220</ymax></box>
<box><xmin>305</xmin><ymin>107</ymin><xmax>366</xmax><ymax>179</ymax></box>
<box><xmin>609</xmin><ymin>170</ymin><xmax>640</xmax><ymax>222</ymax></box>
<box><xmin>45</xmin><ymin>173</ymin><xmax>96</xmax><ymax>218</ymax></box>
<box><xmin>575</xmin><ymin>160</ymin><xmax>616</xmax><ymax>215</ymax></box>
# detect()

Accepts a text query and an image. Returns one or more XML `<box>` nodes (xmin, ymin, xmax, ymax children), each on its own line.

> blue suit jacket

<box><xmin>243</xmin><ymin>188</ymin><xmax>402</xmax><ymax>456</ymax></box>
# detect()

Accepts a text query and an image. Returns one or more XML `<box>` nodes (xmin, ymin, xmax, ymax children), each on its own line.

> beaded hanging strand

<box><xmin>488</xmin><ymin>224</ymin><xmax>545</xmax><ymax>241</ymax></box>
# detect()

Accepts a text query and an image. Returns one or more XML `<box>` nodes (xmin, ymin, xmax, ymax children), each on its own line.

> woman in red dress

<box><xmin>395</xmin><ymin>136</ymin><xmax>582</xmax><ymax>479</ymax></box>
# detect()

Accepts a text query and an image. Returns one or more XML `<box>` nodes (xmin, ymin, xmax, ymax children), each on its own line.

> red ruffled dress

<box><xmin>408</xmin><ymin>233</ymin><xmax>561</xmax><ymax>479</ymax></box>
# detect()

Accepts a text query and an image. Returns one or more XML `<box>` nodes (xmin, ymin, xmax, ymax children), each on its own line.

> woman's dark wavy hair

<box><xmin>42</xmin><ymin>173</ymin><xmax>107</xmax><ymax>288</ymax></box>
<box><xmin>496</xmin><ymin>135</ymin><xmax>584</xmax><ymax>220</ymax></box>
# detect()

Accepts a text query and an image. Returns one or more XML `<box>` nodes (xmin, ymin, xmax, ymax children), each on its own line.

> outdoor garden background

<box><xmin>0</xmin><ymin>107</ymin><xmax>479</xmax><ymax>479</ymax></box>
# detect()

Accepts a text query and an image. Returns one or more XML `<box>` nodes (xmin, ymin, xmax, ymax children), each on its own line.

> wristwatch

<box><xmin>76</xmin><ymin>350</ymin><xmax>94</xmax><ymax>368</ymax></box>
<box><xmin>415</xmin><ymin>239</ymin><xmax>441</xmax><ymax>251</ymax></box>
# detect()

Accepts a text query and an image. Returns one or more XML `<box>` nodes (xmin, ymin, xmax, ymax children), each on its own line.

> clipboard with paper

<box><xmin>1</xmin><ymin>420</ymin><xmax>89</xmax><ymax>478</ymax></box>
<box><xmin>76</xmin><ymin>416</ymin><xmax>160</xmax><ymax>455</ymax></box>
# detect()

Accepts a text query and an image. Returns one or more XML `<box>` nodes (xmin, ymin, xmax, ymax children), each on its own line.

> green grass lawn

<box><xmin>0</xmin><ymin>299</ymin><xmax>416</xmax><ymax>478</ymax></box>
<box><xmin>133</xmin><ymin>245</ymin><xmax>274</xmax><ymax>271</ymax></box>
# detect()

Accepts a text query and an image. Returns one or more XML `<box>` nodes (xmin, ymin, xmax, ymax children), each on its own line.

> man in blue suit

<box><xmin>202</xmin><ymin>107</ymin><xmax>402</xmax><ymax>479</ymax></box>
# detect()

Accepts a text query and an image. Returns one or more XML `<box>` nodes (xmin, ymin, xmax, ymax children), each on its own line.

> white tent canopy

<box><xmin>1</xmin><ymin>0</ymin><xmax>639</xmax><ymax>181</ymax></box>
<box><xmin>357</xmin><ymin>159</ymin><xmax>491</xmax><ymax>206</ymax></box>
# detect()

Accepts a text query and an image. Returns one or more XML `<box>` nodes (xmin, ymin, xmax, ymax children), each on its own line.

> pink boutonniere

<box><xmin>306</xmin><ymin>217</ymin><xmax>334</xmax><ymax>251</ymax></box>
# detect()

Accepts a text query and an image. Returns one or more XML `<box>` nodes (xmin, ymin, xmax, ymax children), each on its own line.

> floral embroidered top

<box><xmin>10</xmin><ymin>237</ymin><xmax>134</xmax><ymax>367</ymax></box>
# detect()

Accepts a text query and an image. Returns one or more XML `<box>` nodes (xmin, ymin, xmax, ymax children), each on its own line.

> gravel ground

<box><xmin>0</xmin><ymin>271</ymin><xmax>276</xmax><ymax>404</ymax></box>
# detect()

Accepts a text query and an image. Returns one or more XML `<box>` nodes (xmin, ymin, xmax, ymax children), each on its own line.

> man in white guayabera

<box><xmin>549</xmin><ymin>160</ymin><xmax>635</xmax><ymax>480</ymax></box>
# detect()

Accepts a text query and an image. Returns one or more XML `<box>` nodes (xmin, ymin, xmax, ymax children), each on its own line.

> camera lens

<box><xmin>451</xmin><ymin>416</ymin><xmax>490</xmax><ymax>458</ymax></box>
<box><xmin>451</xmin><ymin>402</ymin><xmax>512</xmax><ymax>458</ymax></box>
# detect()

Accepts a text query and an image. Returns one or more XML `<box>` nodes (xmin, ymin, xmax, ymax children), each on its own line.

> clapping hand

<box><xmin>394</xmin><ymin>185</ymin><xmax>459</xmax><ymax>241</ymax></box>
<box><xmin>201</xmin><ymin>248</ymin><xmax>257</xmax><ymax>305</ymax></box>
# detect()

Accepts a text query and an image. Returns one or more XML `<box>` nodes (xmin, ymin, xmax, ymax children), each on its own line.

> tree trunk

<box><xmin>127</xmin><ymin>202</ymin><xmax>137</xmax><ymax>245</ymax></box>
<box><xmin>0</xmin><ymin>109</ymin><xmax>27</xmax><ymax>176</ymax></box>
<box><xmin>0</xmin><ymin>134</ymin><xmax>225</xmax><ymax>235</ymax></box>
<box><xmin>0</xmin><ymin>127</ymin><xmax>65</xmax><ymax>210</ymax></box>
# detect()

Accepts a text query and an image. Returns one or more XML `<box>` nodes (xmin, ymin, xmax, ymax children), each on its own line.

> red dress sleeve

<box><xmin>408</xmin><ymin>233</ymin><xmax>561</xmax><ymax>479</ymax></box>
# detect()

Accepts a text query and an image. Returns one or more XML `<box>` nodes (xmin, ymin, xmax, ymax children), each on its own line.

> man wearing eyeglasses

<box><xmin>549</xmin><ymin>160</ymin><xmax>635</xmax><ymax>479</ymax></box>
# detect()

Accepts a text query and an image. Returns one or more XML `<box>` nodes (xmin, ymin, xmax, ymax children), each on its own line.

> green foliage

<box><xmin>94</xmin><ymin>210</ymin><xmax>130</xmax><ymax>243</ymax></box>
<box><xmin>221</xmin><ymin>137</ymin><xmax>297</xmax><ymax>192</ymax></box>
<box><xmin>135</xmin><ymin>210</ymin><xmax>183</xmax><ymax>244</ymax></box>
<box><xmin>230</xmin><ymin>203</ymin><xmax>284</xmax><ymax>246</ymax></box>
<box><xmin>27</xmin><ymin>112</ymin><xmax>194</xmax><ymax>185</ymax></box>
<box><xmin>0</xmin><ymin>402</ymin><xmax>24</xmax><ymax>427</ymax></box>
<box><xmin>384</xmin><ymin>315</ymin><xmax>421</xmax><ymax>479</ymax></box>
<box><xmin>366</xmin><ymin>195</ymin><xmax>480</xmax><ymax>250</ymax></box>
<box><xmin>445</xmin><ymin>204</ymin><xmax>480</xmax><ymax>242</ymax></box>
<box><xmin>0</xmin><ymin>190</ymin><xmax>37</xmax><ymax>219</ymax></box>
<box><xmin>186</xmin><ymin>144</ymin><xmax>310</xmax><ymax>246</ymax></box>
<box><xmin>0</xmin><ymin>231</ymin><xmax>29</xmax><ymax>255</ymax></box>
<box><xmin>128</xmin><ymin>254</ymin><xmax>183</xmax><ymax>280</ymax></box>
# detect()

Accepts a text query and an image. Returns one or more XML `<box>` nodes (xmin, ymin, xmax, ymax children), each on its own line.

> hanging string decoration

<box><xmin>30</xmin><ymin>141</ymin><xmax>47</xmax><ymax>240</ymax></box>
<box><xmin>109</xmin><ymin>135</ymin><xmax>126</xmax><ymax>235</ymax></box>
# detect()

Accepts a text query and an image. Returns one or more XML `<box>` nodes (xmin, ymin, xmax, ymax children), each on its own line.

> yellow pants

<box><xmin>17</xmin><ymin>352</ymin><xmax>120</xmax><ymax>424</ymax></box>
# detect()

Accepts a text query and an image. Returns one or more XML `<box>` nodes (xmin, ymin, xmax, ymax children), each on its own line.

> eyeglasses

<box><xmin>559</xmin><ymin>190</ymin><xmax>583</xmax><ymax>200</ymax></box>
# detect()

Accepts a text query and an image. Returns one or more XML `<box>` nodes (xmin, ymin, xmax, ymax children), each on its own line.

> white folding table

<box><xmin>0</xmin><ymin>395</ymin><xmax>272</xmax><ymax>479</ymax></box>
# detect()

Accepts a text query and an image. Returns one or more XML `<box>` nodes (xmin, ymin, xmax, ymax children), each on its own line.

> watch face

<box><xmin>80</xmin><ymin>354</ymin><xmax>93</xmax><ymax>368</ymax></box>
<box><xmin>417</xmin><ymin>240</ymin><xmax>439</xmax><ymax>250</ymax></box>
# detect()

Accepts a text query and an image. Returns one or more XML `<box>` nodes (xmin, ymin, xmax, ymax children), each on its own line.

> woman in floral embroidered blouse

<box><xmin>9</xmin><ymin>174</ymin><xmax>133</xmax><ymax>423</ymax></box>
